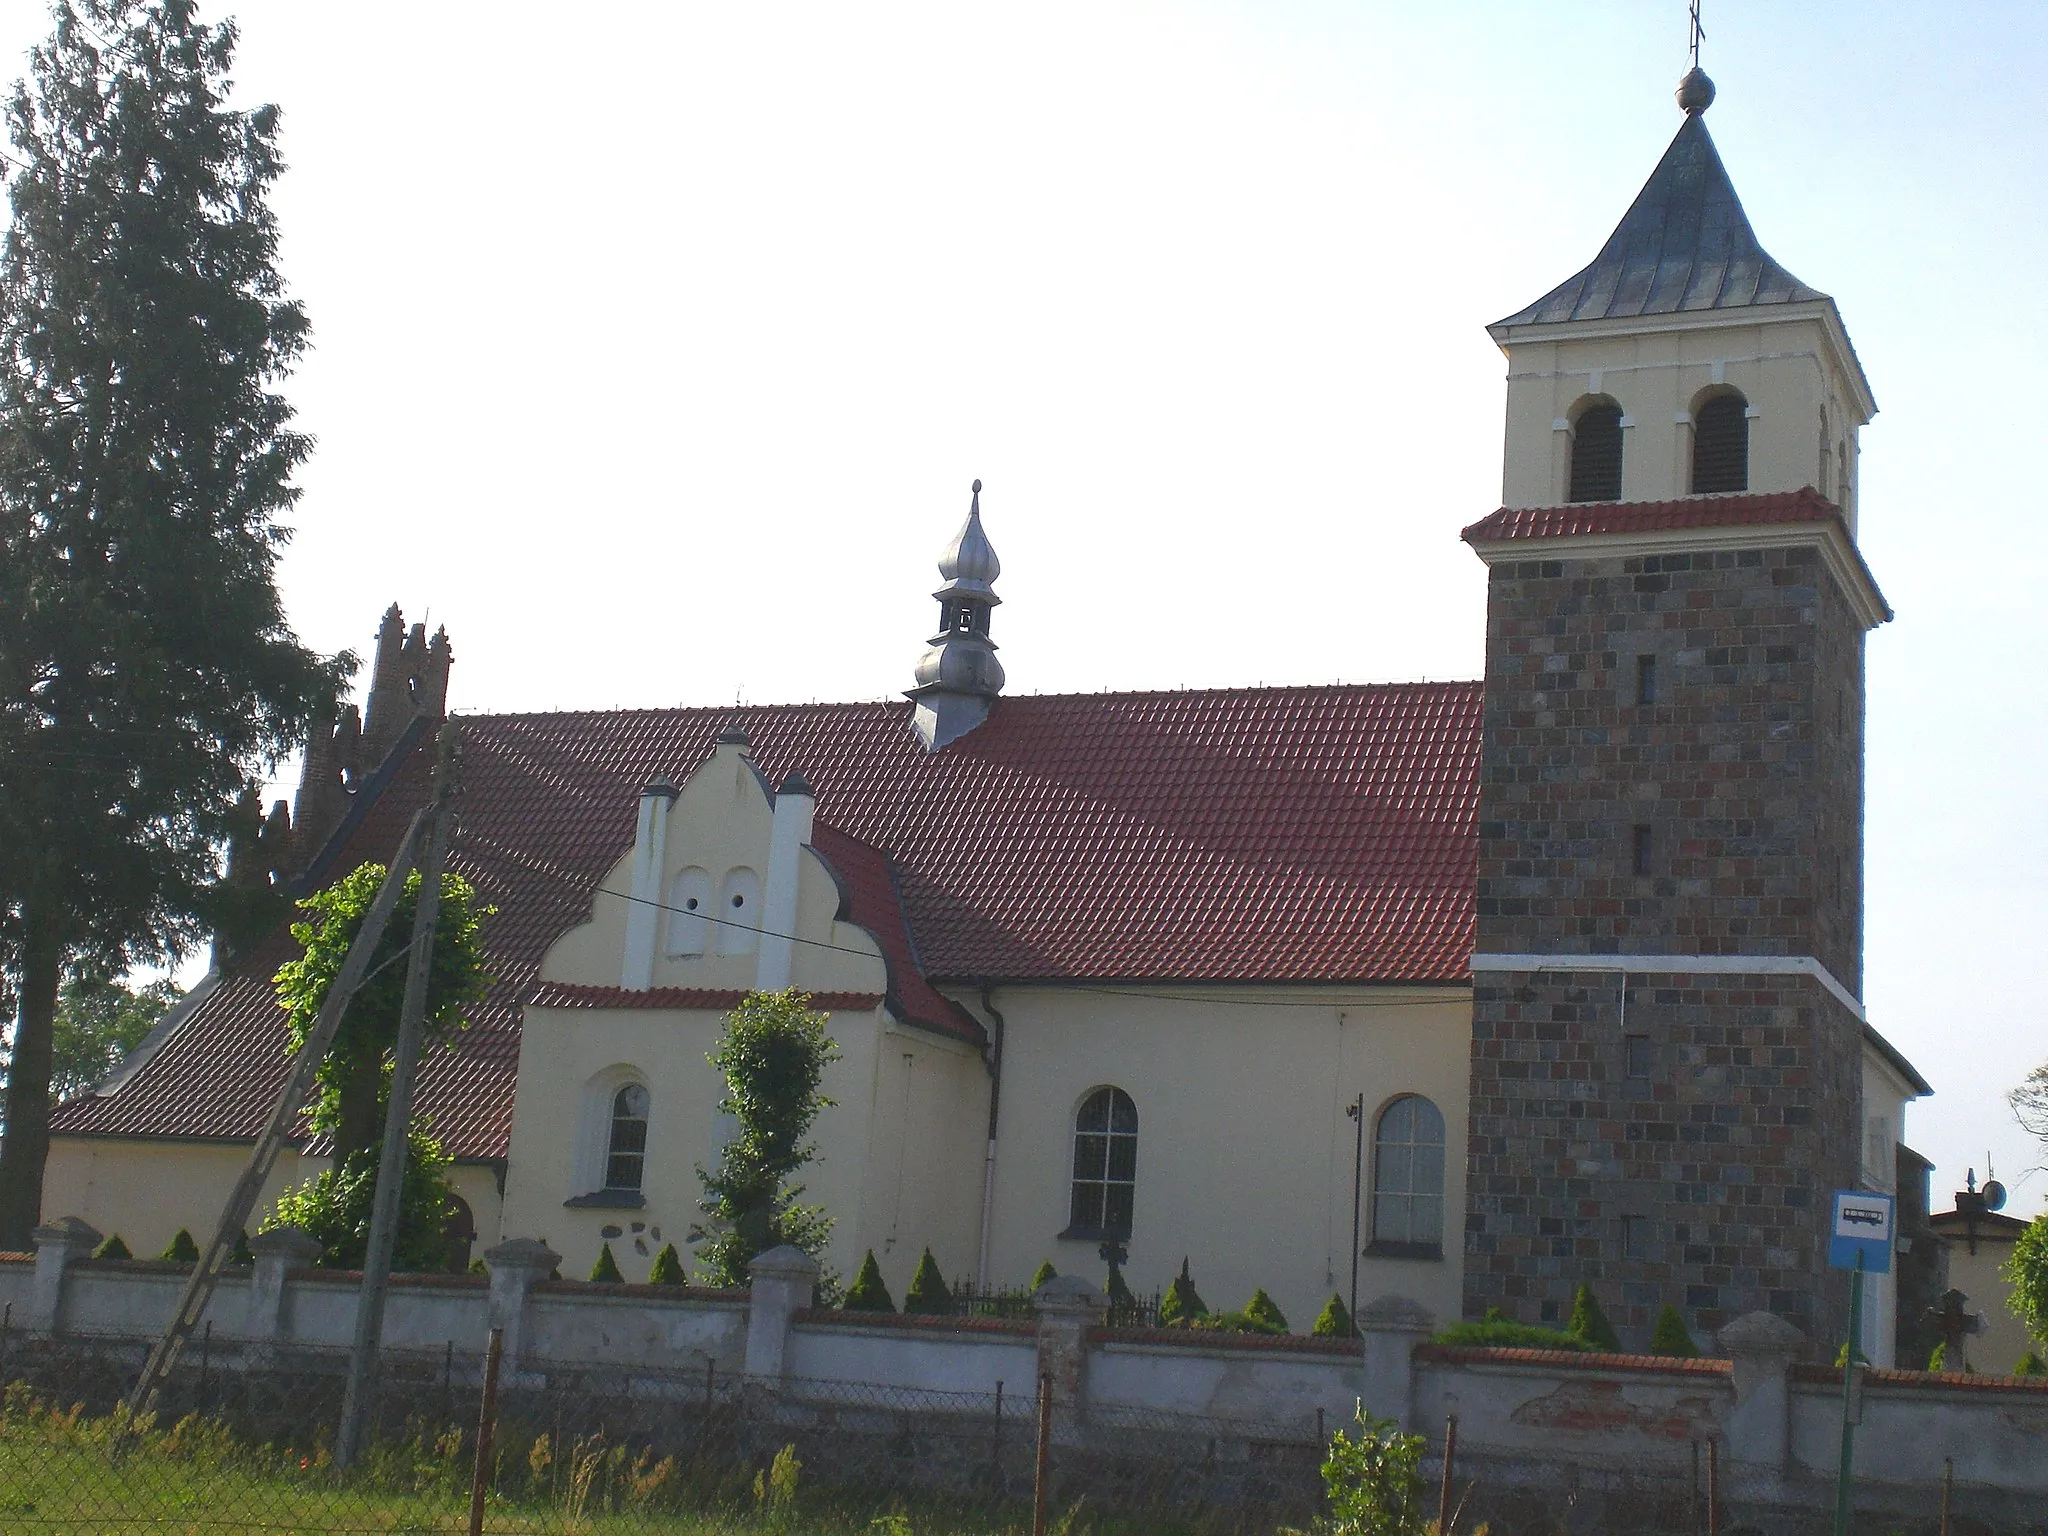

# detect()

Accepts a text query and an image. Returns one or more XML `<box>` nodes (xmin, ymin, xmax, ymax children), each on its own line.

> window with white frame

<box><xmin>1370</xmin><ymin>1095</ymin><xmax>1445</xmax><ymax>1257</ymax></box>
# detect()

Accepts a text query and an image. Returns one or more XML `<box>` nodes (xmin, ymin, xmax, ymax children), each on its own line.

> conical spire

<box><xmin>1489</xmin><ymin>86</ymin><xmax>1824</xmax><ymax>336</ymax></box>
<box><xmin>906</xmin><ymin>479</ymin><xmax>1006</xmax><ymax>751</ymax></box>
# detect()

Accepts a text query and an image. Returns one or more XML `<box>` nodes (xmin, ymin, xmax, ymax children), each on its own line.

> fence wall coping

<box><xmin>530</xmin><ymin>1279</ymin><xmax>747</xmax><ymax>1304</ymax></box>
<box><xmin>1094</xmin><ymin>1327</ymin><xmax>1363</xmax><ymax>1358</ymax></box>
<box><xmin>791</xmin><ymin>1310</ymin><xmax>1036</xmax><ymax>1338</ymax></box>
<box><xmin>1787</xmin><ymin>1365</ymin><xmax>2048</xmax><ymax>1396</ymax></box>
<box><xmin>1414</xmin><ymin>1343</ymin><xmax>1734</xmax><ymax>1377</ymax></box>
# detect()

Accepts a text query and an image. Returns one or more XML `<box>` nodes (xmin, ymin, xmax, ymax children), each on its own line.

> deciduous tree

<box><xmin>0</xmin><ymin>0</ymin><xmax>345</xmax><ymax>1246</ymax></box>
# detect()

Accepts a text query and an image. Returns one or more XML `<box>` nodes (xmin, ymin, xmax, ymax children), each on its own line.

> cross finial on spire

<box><xmin>1688</xmin><ymin>0</ymin><xmax>1705</xmax><ymax>68</ymax></box>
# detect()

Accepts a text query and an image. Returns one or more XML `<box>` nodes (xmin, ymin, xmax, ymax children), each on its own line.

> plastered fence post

<box><xmin>28</xmin><ymin>1217</ymin><xmax>100</xmax><ymax>1335</ymax></box>
<box><xmin>483</xmin><ymin>1238</ymin><xmax>560</xmax><ymax>1375</ymax></box>
<box><xmin>246</xmin><ymin>1227</ymin><xmax>320</xmax><ymax>1343</ymax></box>
<box><xmin>1033</xmin><ymin>1276</ymin><xmax>1107</xmax><ymax>1415</ymax></box>
<box><xmin>745</xmin><ymin>1245</ymin><xmax>820</xmax><ymax>1383</ymax></box>
<box><xmin>1717</xmin><ymin>1311</ymin><xmax>1803</xmax><ymax>1477</ymax></box>
<box><xmin>1356</xmin><ymin>1294</ymin><xmax>1435</xmax><ymax>1429</ymax></box>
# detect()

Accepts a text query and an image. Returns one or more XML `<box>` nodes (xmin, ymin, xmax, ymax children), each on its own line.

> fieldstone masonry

<box><xmin>1466</xmin><ymin>532</ymin><xmax>1873</xmax><ymax>1349</ymax></box>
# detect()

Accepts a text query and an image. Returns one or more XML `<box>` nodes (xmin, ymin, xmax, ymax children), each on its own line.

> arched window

<box><xmin>1068</xmin><ymin>1087</ymin><xmax>1137</xmax><ymax>1238</ymax></box>
<box><xmin>1691</xmin><ymin>393</ymin><xmax>1749</xmax><ymax>494</ymax></box>
<box><xmin>666</xmin><ymin>867</ymin><xmax>713</xmax><ymax>956</ymax></box>
<box><xmin>1567</xmin><ymin>401</ymin><xmax>1624</xmax><ymax>503</ymax></box>
<box><xmin>605</xmin><ymin>1083</ymin><xmax>650</xmax><ymax>1192</ymax></box>
<box><xmin>1370</xmin><ymin>1095</ymin><xmax>1445</xmax><ymax>1257</ymax></box>
<box><xmin>715</xmin><ymin>867</ymin><xmax>760</xmax><ymax>954</ymax></box>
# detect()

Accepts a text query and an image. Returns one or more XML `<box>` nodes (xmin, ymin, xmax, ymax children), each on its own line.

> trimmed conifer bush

<box><xmin>92</xmin><ymin>1234</ymin><xmax>131</xmax><ymax>1261</ymax></box>
<box><xmin>1242</xmin><ymin>1288</ymin><xmax>1289</xmax><ymax>1334</ymax></box>
<box><xmin>230</xmin><ymin>1229</ymin><xmax>254</xmax><ymax>1266</ymax></box>
<box><xmin>649</xmin><ymin>1243</ymin><xmax>687</xmax><ymax>1285</ymax></box>
<box><xmin>905</xmin><ymin>1248</ymin><xmax>952</xmax><ymax>1315</ymax></box>
<box><xmin>845</xmin><ymin>1249</ymin><xmax>895</xmax><ymax>1312</ymax></box>
<box><xmin>161</xmin><ymin>1229</ymin><xmax>200</xmax><ymax>1263</ymax></box>
<box><xmin>1029</xmin><ymin>1259</ymin><xmax>1057</xmax><ymax>1290</ymax></box>
<box><xmin>1105</xmin><ymin>1259</ymin><xmax>1138</xmax><ymax>1321</ymax></box>
<box><xmin>1159</xmin><ymin>1257</ymin><xmax>1207</xmax><ymax>1325</ymax></box>
<box><xmin>589</xmin><ymin>1242</ymin><xmax>624</xmax><ymax>1283</ymax></box>
<box><xmin>1434</xmin><ymin>1317</ymin><xmax>1590</xmax><ymax>1351</ymax></box>
<box><xmin>1312</xmin><ymin>1292</ymin><xmax>1357</xmax><ymax>1339</ymax></box>
<box><xmin>1649</xmin><ymin>1304</ymin><xmax>1699</xmax><ymax>1357</ymax></box>
<box><xmin>1567</xmin><ymin>1284</ymin><xmax>1620</xmax><ymax>1351</ymax></box>
<box><xmin>2015</xmin><ymin>1350</ymin><xmax>2046</xmax><ymax>1377</ymax></box>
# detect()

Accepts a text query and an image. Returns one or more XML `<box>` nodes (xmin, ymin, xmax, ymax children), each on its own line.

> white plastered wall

<box><xmin>1497</xmin><ymin>307</ymin><xmax>1871</xmax><ymax>525</ymax></box>
<box><xmin>970</xmin><ymin>984</ymin><xmax>1472</xmax><ymax>1334</ymax></box>
<box><xmin>1858</xmin><ymin>1041</ymin><xmax>1922</xmax><ymax>1369</ymax></box>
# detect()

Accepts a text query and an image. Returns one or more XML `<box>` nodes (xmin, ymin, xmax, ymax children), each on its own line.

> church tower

<box><xmin>1460</xmin><ymin>68</ymin><xmax>1890</xmax><ymax>1347</ymax></box>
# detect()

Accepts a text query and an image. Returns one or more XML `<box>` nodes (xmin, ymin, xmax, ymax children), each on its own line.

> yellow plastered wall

<box><xmin>41</xmin><ymin>1135</ymin><xmax>503</xmax><ymax>1266</ymax></box>
<box><xmin>972</xmin><ymin>985</ymin><xmax>1472</xmax><ymax>1332</ymax></box>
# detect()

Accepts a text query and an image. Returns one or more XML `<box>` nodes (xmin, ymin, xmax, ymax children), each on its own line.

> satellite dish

<box><xmin>1982</xmin><ymin>1180</ymin><xmax>2007</xmax><ymax>1212</ymax></box>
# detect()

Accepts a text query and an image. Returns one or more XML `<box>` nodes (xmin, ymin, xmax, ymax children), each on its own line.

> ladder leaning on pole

<box><xmin>125</xmin><ymin>805</ymin><xmax>431</xmax><ymax>1420</ymax></box>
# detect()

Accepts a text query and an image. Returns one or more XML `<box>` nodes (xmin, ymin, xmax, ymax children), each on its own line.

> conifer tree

<box><xmin>161</xmin><ymin>1228</ymin><xmax>199</xmax><ymax>1263</ymax></box>
<box><xmin>1242</xmin><ymin>1288</ymin><xmax>1289</xmax><ymax>1335</ymax></box>
<box><xmin>92</xmin><ymin>1232</ymin><xmax>130</xmax><ymax>1260</ymax></box>
<box><xmin>1029</xmin><ymin>1259</ymin><xmax>1057</xmax><ymax>1290</ymax></box>
<box><xmin>904</xmin><ymin>1247</ymin><xmax>951</xmax><ymax>1315</ymax></box>
<box><xmin>1566</xmin><ymin>1284</ymin><xmax>1620</xmax><ymax>1351</ymax></box>
<box><xmin>1159</xmin><ymin>1257</ymin><xmax>1207</xmax><ymax>1325</ymax></box>
<box><xmin>589</xmin><ymin>1242</ymin><xmax>623</xmax><ymax>1283</ymax></box>
<box><xmin>1312</xmin><ymin>1292</ymin><xmax>1356</xmax><ymax>1339</ymax></box>
<box><xmin>229</xmin><ymin>1228</ymin><xmax>253</xmax><ymax>1266</ymax></box>
<box><xmin>648</xmin><ymin>1243</ymin><xmax>686</xmax><ymax>1286</ymax></box>
<box><xmin>2015</xmin><ymin>1350</ymin><xmax>2045</xmax><ymax>1378</ymax></box>
<box><xmin>0</xmin><ymin>0</ymin><xmax>349</xmax><ymax>1247</ymax></box>
<box><xmin>1648</xmin><ymin>1304</ymin><xmax>1699</xmax><ymax>1358</ymax></box>
<box><xmin>844</xmin><ymin>1249</ymin><xmax>894</xmax><ymax>1312</ymax></box>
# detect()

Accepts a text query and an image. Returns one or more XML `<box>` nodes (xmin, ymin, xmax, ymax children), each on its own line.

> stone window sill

<box><xmin>564</xmin><ymin>1189</ymin><xmax>646</xmax><ymax>1209</ymax></box>
<box><xmin>1365</xmin><ymin>1239</ymin><xmax>1443</xmax><ymax>1262</ymax></box>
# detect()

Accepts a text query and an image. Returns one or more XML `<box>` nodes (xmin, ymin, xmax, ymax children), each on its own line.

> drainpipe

<box><xmin>974</xmin><ymin>983</ymin><xmax>1007</xmax><ymax>1289</ymax></box>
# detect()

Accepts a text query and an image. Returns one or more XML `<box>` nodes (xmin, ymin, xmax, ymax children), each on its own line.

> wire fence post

<box><xmin>992</xmin><ymin>1378</ymin><xmax>1004</xmax><ymax>1490</ymax></box>
<box><xmin>1033</xmin><ymin>1371</ymin><xmax>1052</xmax><ymax>1536</ymax></box>
<box><xmin>1940</xmin><ymin>1455</ymin><xmax>1952</xmax><ymax>1536</ymax></box>
<box><xmin>1707</xmin><ymin>1436</ymin><xmax>1719</xmax><ymax>1536</ymax></box>
<box><xmin>468</xmin><ymin>1326</ymin><xmax>503</xmax><ymax>1536</ymax></box>
<box><xmin>198</xmin><ymin>1320</ymin><xmax>212</xmax><ymax>1402</ymax></box>
<box><xmin>1437</xmin><ymin>1413</ymin><xmax>1457</xmax><ymax>1533</ymax></box>
<box><xmin>0</xmin><ymin>1301</ymin><xmax>10</xmax><ymax>1390</ymax></box>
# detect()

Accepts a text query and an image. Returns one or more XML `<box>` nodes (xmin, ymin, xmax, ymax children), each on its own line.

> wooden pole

<box><xmin>1033</xmin><ymin>1371</ymin><xmax>1052</xmax><ymax>1536</ymax></box>
<box><xmin>468</xmin><ymin>1327</ymin><xmax>503</xmax><ymax>1536</ymax></box>
<box><xmin>1437</xmin><ymin>1414</ymin><xmax>1458</xmax><ymax>1534</ymax></box>
<box><xmin>336</xmin><ymin>729</ymin><xmax>457</xmax><ymax>1468</ymax></box>
<box><xmin>1940</xmin><ymin>1455</ymin><xmax>1952</xmax><ymax>1536</ymax></box>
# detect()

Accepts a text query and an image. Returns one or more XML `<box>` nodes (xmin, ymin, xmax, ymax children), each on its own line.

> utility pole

<box><xmin>335</xmin><ymin>725</ymin><xmax>458</xmax><ymax>1468</ymax></box>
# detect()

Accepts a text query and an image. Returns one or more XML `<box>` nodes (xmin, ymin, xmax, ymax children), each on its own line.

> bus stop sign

<box><xmin>1829</xmin><ymin>1189</ymin><xmax>1894</xmax><ymax>1274</ymax></box>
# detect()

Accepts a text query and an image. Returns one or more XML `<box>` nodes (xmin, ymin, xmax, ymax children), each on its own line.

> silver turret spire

<box><xmin>907</xmin><ymin>479</ymin><xmax>1006</xmax><ymax>750</ymax></box>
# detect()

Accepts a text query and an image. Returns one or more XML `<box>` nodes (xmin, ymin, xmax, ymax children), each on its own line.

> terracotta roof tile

<box><xmin>52</xmin><ymin>682</ymin><xmax>1483</xmax><ymax>1158</ymax></box>
<box><xmin>1461</xmin><ymin>487</ymin><xmax>1842</xmax><ymax>546</ymax></box>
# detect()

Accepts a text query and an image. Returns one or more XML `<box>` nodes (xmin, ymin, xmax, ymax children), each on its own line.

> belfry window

<box><xmin>1568</xmin><ymin>402</ymin><xmax>1624</xmax><ymax>502</ymax></box>
<box><xmin>1068</xmin><ymin>1087</ymin><xmax>1137</xmax><ymax>1238</ymax></box>
<box><xmin>1370</xmin><ymin>1095</ymin><xmax>1445</xmax><ymax>1257</ymax></box>
<box><xmin>1691</xmin><ymin>394</ymin><xmax>1749</xmax><ymax>494</ymax></box>
<box><xmin>605</xmin><ymin>1083</ymin><xmax>650</xmax><ymax>1192</ymax></box>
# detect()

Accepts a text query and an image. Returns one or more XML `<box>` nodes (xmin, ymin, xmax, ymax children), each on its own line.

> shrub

<box><xmin>648</xmin><ymin>1243</ymin><xmax>687</xmax><ymax>1286</ymax></box>
<box><xmin>263</xmin><ymin>1126</ymin><xmax>457</xmax><ymax>1272</ymax></box>
<box><xmin>1159</xmin><ymin>1257</ymin><xmax>1207</xmax><ymax>1325</ymax></box>
<box><xmin>92</xmin><ymin>1234</ymin><xmax>132</xmax><ymax>1261</ymax></box>
<box><xmin>844</xmin><ymin>1250</ymin><xmax>895</xmax><ymax>1312</ymax></box>
<box><xmin>161</xmin><ymin>1229</ymin><xmax>200</xmax><ymax>1263</ymax></box>
<box><xmin>904</xmin><ymin>1248</ymin><xmax>951</xmax><ymax>1315</ymax></box>
<box><xmin>229</xmin><ymin>1229</ymin><xmax>253</xmax><ymax>1266</ymax></box>
<box><xmin>468</xmin><ymin>1256</ymin><xmax>487</xmax><ymax>1276</ymax></box>
<box><xmin>1925</xmin><ymin>1342</ymin><xmax>1971</xmax><ymax>1374</ymax></box>
<box><xmin>589</xmin><ymin>1242</ymin><xmax>623</xmax><ymax>1283</ymax></box>
<box><xmin>1318</xmin><ymin>1404</ymin><xmax>1428</xmax><ymax>1536</ymax></box>
<box><xmin>1567</xmin><ymin>1284</ymin><xmax>1620</xmax><ymax>1351</ymax></box>
<box><xmin>1030</xmin><ymin>1259</ymin><xmax>1058</xmax><ymax>1290</ymax></box>
<box><xmin>1834</xmin><ymin>1342</ymin><xmax>1871</xmax><ymax>1368</ymax></box>
<box><xmin>2015</xmin><ymin>1350</ymin><xmax>2046</xmax><ymax>1377</ymax></box>
<box><xmin>1649</xmin><ymin>1304</ymin><xmax>1699</xmax><ymax>1358</ymax></box>
<box><xmin>1434</xmin><ymin>1310</ymin><xmax>1590</xmax><ymax>1352</ymax></box>
<box><xmin>2004</xmin><ymin>1215</ymin><xmax>2048</xmax><ymax>1346</ymax></box>
<box><xmin>1243</xmin><ymin>1287</ymin><xmax>1290</xmax><ymax>1334</ymax></box>
<box><xmin>1313</xmin><ymin>1292</ymin><xmax>1358</xmax><ymax>1339</ymax></box>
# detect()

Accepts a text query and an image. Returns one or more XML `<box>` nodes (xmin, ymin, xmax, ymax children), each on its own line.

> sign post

<box><xmin>1828</xmin><ymin>1189</ymin><xmax>1893</xmax><ymax>1536</ymax></box>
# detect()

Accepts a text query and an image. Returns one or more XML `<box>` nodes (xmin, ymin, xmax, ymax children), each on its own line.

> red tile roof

<box><xmin>525</xmin><ymin>984</ymin><xmax>886</xmax><ymax>1014</ymax></box>
<box><xmin>1460</xmin><ymin>486</ymin><xmax>1842</xmax><ymax>545</ymax></box>
<box><xmin>52</xmin><ymin>682</ymin><xmax>1482</xmax><ymax>1158</ymax></box>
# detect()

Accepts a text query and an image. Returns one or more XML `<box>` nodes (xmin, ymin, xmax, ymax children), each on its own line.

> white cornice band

<box><xmin>1468</xmin><ymin>951</ymin><xmax>1863</xmax><ymax>1021</ymax></box>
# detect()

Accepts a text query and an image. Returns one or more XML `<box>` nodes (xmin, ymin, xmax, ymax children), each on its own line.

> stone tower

<box><xmin>1460</xmin><ymin>71</ymin><xmax>1890</xmax><ymax>1348</ymax></box>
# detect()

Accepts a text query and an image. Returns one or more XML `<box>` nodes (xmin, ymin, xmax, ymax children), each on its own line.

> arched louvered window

<box><xmin>1068</xmin><ymin>1087</ymin><xmax>1137</xmax><ymax>1238</ymax></box>
<box><xmin>1568</xmin><ymin>403</ymin><xmax>1624</xmax><ymax>502</ymax></box>
<box><xmin>605</xmin><ymin>1083</ymin><xmax>650</xmax><ymax>1192</ymax></box>
<box><xmin>1691</xmin><ymin>394</ymin><xmax>1749</xmax><ymax>494</ymax></box>
<box><xmin>1370</xmin><ymin>1095</ymin><xmax>1445</xmax><ymax>1258</ymax></box>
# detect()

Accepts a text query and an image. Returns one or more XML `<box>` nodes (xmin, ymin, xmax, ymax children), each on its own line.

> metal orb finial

<box><xmin>1676</xmin><ymin>66</ymin><xmax>1715</xmax><ymax>115</ymax></box>
<box><xmin>972</xmin><ymin>478</ymin><xmax>982</xmax><ymax>495</ymax></box>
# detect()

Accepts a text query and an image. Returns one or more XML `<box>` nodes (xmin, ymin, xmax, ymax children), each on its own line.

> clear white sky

<box><xmin>4</xmin><ymin>2</ymin><xmax>2042</xmax><ymax>1216</ymax></box>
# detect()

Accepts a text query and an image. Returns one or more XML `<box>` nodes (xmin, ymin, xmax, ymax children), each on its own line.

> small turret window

<box><xmin>1691</xmin><ymin>393</ymin><xmax>1749</xmax><ymax>494</ymax></box>
<box><xmin>1568</xmin><ymin>402</ymin><xmax>1624</xmax><ymax>503</ymax></box>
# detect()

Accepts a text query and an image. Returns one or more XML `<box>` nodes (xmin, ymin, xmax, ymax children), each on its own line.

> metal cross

<box><xmin>1688</xmin><ymin>0</ymin><xmax>1705</xmax><ymax>68</ymax></box>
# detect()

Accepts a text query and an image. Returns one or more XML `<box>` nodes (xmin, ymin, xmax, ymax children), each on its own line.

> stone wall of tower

<box><xmin>1464</xmin><ymin>536</ymin><xmax>1869</xmax><ymax>1347</ymax></box>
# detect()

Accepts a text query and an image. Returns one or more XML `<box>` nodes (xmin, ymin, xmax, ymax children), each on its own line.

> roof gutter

<box><xmin>973</xmin><ymin>983</ymin><xmax>1007</xmax><ymax>1289</ymax></box>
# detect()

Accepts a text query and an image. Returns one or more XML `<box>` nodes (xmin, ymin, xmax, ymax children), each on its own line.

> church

<box><xmin>43</xmin><ymin>66</ymin><xmax>1929</xmax><ymax>1363</ymax></box>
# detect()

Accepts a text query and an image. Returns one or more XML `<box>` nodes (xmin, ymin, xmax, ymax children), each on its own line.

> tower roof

<box><xmin>1489</xmin><ymin>108</ymin><xmax>1826</xmax><ymax>337</ymax></box>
